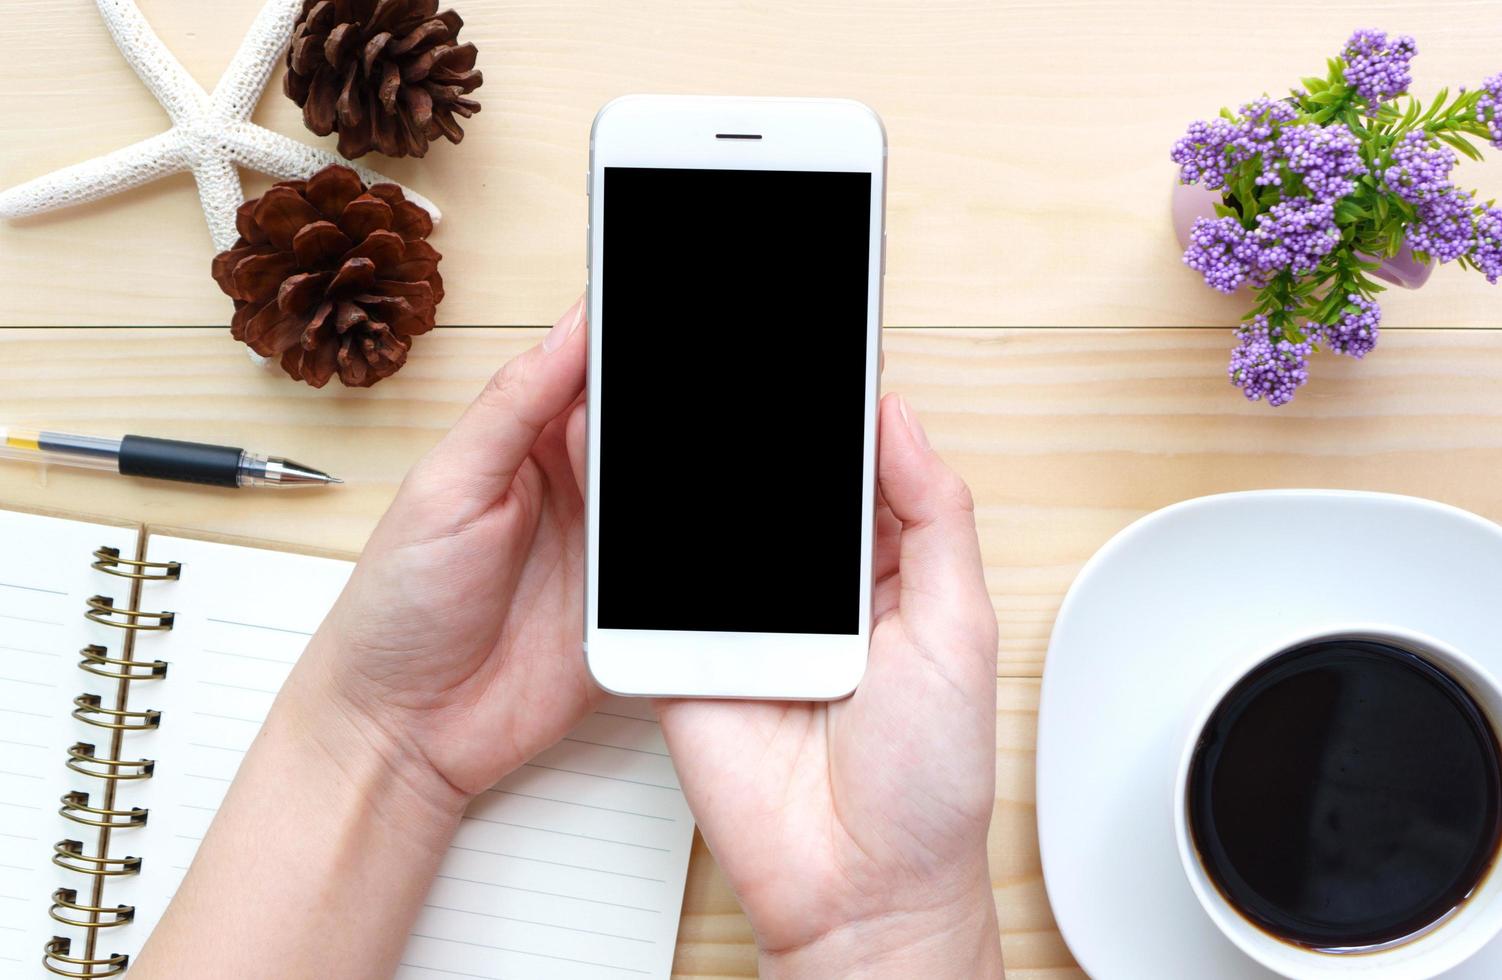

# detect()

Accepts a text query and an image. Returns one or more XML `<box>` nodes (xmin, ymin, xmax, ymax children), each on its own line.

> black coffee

<box><xmin>1187</xmin><ymin>639</ymin><xmax>1502</xmax><ymax>951</ymax></box>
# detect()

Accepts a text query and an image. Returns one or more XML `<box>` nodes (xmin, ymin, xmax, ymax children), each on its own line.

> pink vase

<box><xmin>1171</xmin><ymin>181</ymin><xmax>1434</xmax><ymax>290</ymax></box>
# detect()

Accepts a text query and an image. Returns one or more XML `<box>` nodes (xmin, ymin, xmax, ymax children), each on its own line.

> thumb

<box><xmin>566</xmin><ymin>399</ymin><xmax>587</xmax><ymax>495</ymax></box>
<box><xmin>421</xmin><ymin>296</ymin><xmax>587</xmax><ymax>505</ymax></box>
<box><xmin>876</xmin><ymin>394</ymin><xmax>992</xmax><ymax>639</ymax></box>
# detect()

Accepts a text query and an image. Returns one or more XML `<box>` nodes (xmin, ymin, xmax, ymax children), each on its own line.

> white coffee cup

<box><xmin>1172</xmin><ymin>624</ymin><xmax>1502</xmax><ymax>979</ymax></box>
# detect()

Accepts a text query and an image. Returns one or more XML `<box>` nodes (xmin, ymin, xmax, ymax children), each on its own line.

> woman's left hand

<box><xmin>133</xmin><ymin>298</ymin><xmax>602</xmax><ymax>978</ymax></box>
<box><xmin>313</xmin><ymin>296</ymin><xmax>598</xmax><ymax>801</ymax></box>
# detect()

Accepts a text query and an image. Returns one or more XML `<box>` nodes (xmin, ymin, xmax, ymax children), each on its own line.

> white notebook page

<box><xmin>0</xmin><ymin>510</ymin><xmax>145</xmax><ymax>975</ymax></box>
<box><xmin>129</xmin><ymin>533</ymin><xmax>694</xmax><ymax>979</ymax></box>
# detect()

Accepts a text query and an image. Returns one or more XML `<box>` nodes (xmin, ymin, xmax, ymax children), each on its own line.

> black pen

<box><xmin>0</xmin><ymin>426</ymin><xmax>341</xmax><ymax>489</ymax></box>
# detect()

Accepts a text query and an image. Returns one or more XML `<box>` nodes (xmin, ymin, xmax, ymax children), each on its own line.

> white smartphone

<box><xmin>583</xmin><ymin>95</ymin><xmax>886</xmax><ymax>699</ymax></box>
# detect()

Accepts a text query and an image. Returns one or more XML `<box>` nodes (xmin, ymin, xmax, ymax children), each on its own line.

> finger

<box><xmin>425</xmin><ymin>296</ymin><xmax>587</xmax><ymax>503</ymax></box>
<box><xmin>872</xmin><ymin>499</ymin><xmax>903</xmax><ymax>621</ymax></box>
<box><xmin>566</xmin><ymin>400</ymin><xmax>587</xmax><ymax>497</ymax></box>
<box><xmin>876</xmin><ymin>393</ymin><xmax>990</xmax><ymax>631</ymax></box>
<box><xmin>531</xmin><ymin>395</ymin><xmax>584</xmax><ymax>509</ymax></box>
<box><xmin>873</xmin><ymin>485</ymin><xmax>902</xmax><ymax>585</ymax></box>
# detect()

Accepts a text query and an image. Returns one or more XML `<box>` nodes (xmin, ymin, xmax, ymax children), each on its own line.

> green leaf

<box><xmin>1334</xmin><ymin>200</ymin><xmax>1370</xmax><ymax>223</ymax></box>
<box><xmin>1236</xmin><ymin>175</ymin><xmax>1259</xmax><ymax>219</ymax></box>
<box><xmin>1437</xmin><ymin>132</ymin><xmax>1485</xmax><ymax>161</ymax></box>
<box><xmin>1353</xmin><ymin>271</ymin><xmax>1387</xmax><ymax>295</ymax></box>
<box><xmin>1428</xmin><ymin>89</ymin><xmax>1448</xmax><ymax>118</ymax></box>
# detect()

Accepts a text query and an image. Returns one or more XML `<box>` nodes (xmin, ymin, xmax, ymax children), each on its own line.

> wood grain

<box><xmin>8</xmin><ymin>326</ymin><xmax>1502</xmax><ymax>679</ymax></box>
<box><xmin>2</xmin><ymin>1</ymin><xmax>1500</xmax><ymax>328</ymax></box>
<box><xmin>10</xmin><ymin>325</ymin><xmax>1502</xmax><ymax>973</ymax></box>
<box><xmin>10</xmin><ymin>3</ymin><xmax>1500</xmax><ymax>972</ymax></box>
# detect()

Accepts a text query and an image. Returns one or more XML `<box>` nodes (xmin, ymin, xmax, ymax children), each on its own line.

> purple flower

<box><xmin>1473</xmin><ymin>205</ymin><xmax>1502</xmax><ymax>285</ymax></box>
<box><xmin>1241</xmin><ymin>97</ymin><xmax>1303</xmax><ymax>188</ymax></box>
<box><xmin>1184</xmin><ymin>216</ymin><xmax>1253</xmax><ymax>293</ymax></box>
<box><xmin>1407</xmin><ymin>187</ymin><xmax>1477</xmax><ymax>263</ymax></box>
<box><xmin>1342</xmin><ymin>29</ymin><xmax>1417</xmax><ymax>105</ymax></box>
<box><xmin>1172</xmin><ymin>117</ymin><xmax>1241</xmax><ymax>190</ymax></box>
<box><xmin>1276</xmin><ymin>123</ymin><xmax>1366</xmax><ymax>203</ymax></box>
<box><xmin>1380</xmin><ymin>132</ymin><xmax>1475</xmax><ymax>266</ymax></box>
<box><xmin>1382</xmin><ymin>131</ymin><xmax>1456</xmax><ymax>204</ymax></box>
<box><xmin>1185</xmin><ymin>200</ymin><xmax>1343</xmax><ymax>294</ymax></box>
<box><xmin>1478</xmin><ymin>73</ymin><xmax>1502</xmax><ymax>150</ymax></box>
<box><xmin>1229</xmin><ymin>315</ymin><xmax>1314</xmax><ymax>406</ymax></box>
<box><xmin>1321</xmin><ymin>295</ymin><xmax>1381</xmax><ymax>358</ymax></box>
<box><xmin>1172</xmin><ymin>97</ymin><xmax>1298</xmax><ymax>191</ymax></box>
<box><xmin>1247</xmin><ymin>200</ymin><xmax>1341</xmax><ymax>278</ymax></box>
<box><xmin>1188</xmin><ymin>113</ymin><xmax>1365</xmax><ymax>201</ymax></box>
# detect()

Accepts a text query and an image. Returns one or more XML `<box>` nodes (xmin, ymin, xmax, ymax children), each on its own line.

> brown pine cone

<box><xmin>284</xmin><ymin>0</ymin><xmax>482</xmax><ymax>159</ymax></box>
<box><xmin>211</xmin><ymin>165</ymin><xmax>444</xmax><ymax>388</ymax></box>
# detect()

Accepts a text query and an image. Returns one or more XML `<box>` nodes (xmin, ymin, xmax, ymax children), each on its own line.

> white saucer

<box><xmin>1037</xmin><ymin>490</ymin><xmax>1502</xmax><ymax>979</ymax></box>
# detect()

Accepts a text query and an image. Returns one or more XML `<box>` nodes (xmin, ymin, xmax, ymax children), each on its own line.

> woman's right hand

<box><xmin>657</xmin><ymin>394</ymin><xmax>1004</xmax><ymax>978</ymax></box>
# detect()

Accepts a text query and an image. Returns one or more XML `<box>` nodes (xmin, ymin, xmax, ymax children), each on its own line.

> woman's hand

<box><xmin>136</xmin><ymin>308</ymin><xmax>1003</xmax><ymax>979</ymax></box>
<box><xmin>313</xmin><ymin>295</ymin><xmax>599</xmax><ymax>801</ymax></box>
<box><xmin>657</xmin><ymin>394</ymin><xmax>1003</xmax><ymax>978</ymax></box>
<box><xmin>135</xmin><ymin>300</ymin><xmax>601</xmax><ymax>978</ymax></box>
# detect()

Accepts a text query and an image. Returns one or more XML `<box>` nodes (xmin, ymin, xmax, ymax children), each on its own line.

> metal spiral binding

<box><xmin>71</xmin><ymin>694</ymin><xmax>159</xmax><ymax>732</ymax></box>
<box><xmin>83</xmin><ymin>596</ymin><xmax>174</xmax><ymax>632</ymax></box>
<box><xmin>65</xmin><ymin>744</ymin><xmax>154</xmax><ymax>781</ymax></box>
<box><xmin>91</xmin><ymin>547</ymin><xmax>180</xmax><ymax>581</ymax></box>
<box><xmin>49</xmin><ymin>888</ymin><xmax>133</xmax><ymax>929</ymax></box>
<box><xmin>46</xmin><ymin>543</ymin><xmax>181</xmax><ymax>977</ymax></box>
<box><xmin>58</xmin><ymin>792</ymin><xmax>147</xmax><ymax>831</ymax></box>
<box><xmin>51</xmin><ymin>840</ymin><xmax>142</xmax><ymax>878</ymax></box>
<box><xmin>78</xmin><ymin>644</ymin><xmax>167</xmax><ymax>682</ymax></box>
<box><xmin>42</xmin><ymin>937</ymin><xmax>127</xmax><ymax>978</ymax></box>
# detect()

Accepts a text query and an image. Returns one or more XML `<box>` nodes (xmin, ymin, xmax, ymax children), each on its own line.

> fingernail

<box><xmin>898</xmin><ymin>395</ymin><xmax>931</xmax><ymax>451</ymax></box>
<box><xmin>543</xmin><ymin>296</ymin><xmax>585</xmax><ymax>353</ymax></box>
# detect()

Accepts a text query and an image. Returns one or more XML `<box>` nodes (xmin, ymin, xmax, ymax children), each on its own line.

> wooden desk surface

<box><xmin>3</xmin><ymin>2</ymin><xmax>1502</xmax><ymax>977</ymax></box>
<box><xmin>2</xmin><ymin>0</ymin><xmax>1501</xmax><ymax>328</ymax></box>
<box><xmin>8</xmin><ymin>327</ymin><xmax>1502</xmax><ymax>978</ymax></box>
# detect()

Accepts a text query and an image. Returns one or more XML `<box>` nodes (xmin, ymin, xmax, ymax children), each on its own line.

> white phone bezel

<box><xmin>583</xmin><ymin>95</ymin><xmax>886</xmax><ymax>699</ymax></box>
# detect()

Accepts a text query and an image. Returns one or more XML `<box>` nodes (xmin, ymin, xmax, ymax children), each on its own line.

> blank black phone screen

<box><xmin>597</xmin><ymin>166</ymin><xmax>872</xmax><ymax>635</ymax></box>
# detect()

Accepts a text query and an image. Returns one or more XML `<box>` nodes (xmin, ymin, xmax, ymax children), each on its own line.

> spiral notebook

<box><xmin>0</xmin><ymin>507</ymin><xmax>695</xmax><ymax>979</ymax></box>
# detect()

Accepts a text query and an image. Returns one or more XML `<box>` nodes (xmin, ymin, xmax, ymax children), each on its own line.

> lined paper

<box><xmin>0</xmin><ymin>510</ymin><xmax>144</xmax><ymax>974</ymax></box>
<box><xmin>130</xmin><ymin>533</ymin><xmax>693</xmax><ymax>979</ymax></box>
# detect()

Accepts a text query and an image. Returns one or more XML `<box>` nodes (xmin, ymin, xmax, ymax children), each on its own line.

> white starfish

<box><xmin>0</xmin><ymin>0</ymin><xmax>440</xmax><ymax>253</ymax></box>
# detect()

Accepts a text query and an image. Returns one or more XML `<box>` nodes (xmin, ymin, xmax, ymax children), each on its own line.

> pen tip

<box><xmin>328</xmin><ymin>476</ymin><xmax>344</xmax><ymax>485</ymax></box>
